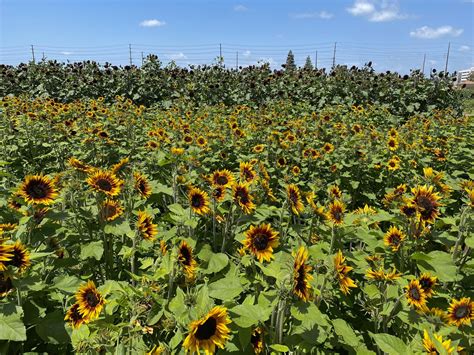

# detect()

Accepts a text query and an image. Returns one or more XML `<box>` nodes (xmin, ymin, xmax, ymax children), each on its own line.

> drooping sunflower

<box><xmin>447</xmin><ymin>297</ymin><xmax>473</xmax><ymax>327</ymax></box>
<box><xmin>383</xmin><ymin>226</ymin><xmax>406</xmax><ymax>252</ymax></box>
<box><xmin>210</xmin><ymin>169</ymin><xmax>234</xmax><ymax>188</ymax></box>
<box><xmin>0</xmin><ymin>273</ymin><xmax>14</xmax><ymax>298</ymax></box>
<box><xmin>243</xmin><ymin>224</ymin><xmax>279</xmax><ymax>263</ymax></box>
<box><xmin>411</xmin><ymin>185</ymin><xmax>441</xmax><ymax>224</ymax></box>
<box><xmin>293</xmin><ymin>247</ymin><xmax>313</xmax><ymax>302</ymax></box>
<box><xmin>64</xmin><ymin>303</ymin><xmax>86</xmax><ymax>329</ymax></box>
<box><xmin>188</xmin><ymin>187</ymin><xmax>211</xmax><ymax>215</ymax></box>
<box><xmin>178</xmin><ymin>241</ymin><xmax>197</xmax><ymax>280</ymax></box>
<box><xmin>134</xmin><ymin>172</ymin><xmax>152</xmax><ymax>199</ymax></box>
<box><xmin>18</xmin><ymin>174</ymin><xmax>59</xmax><ymax>205</ymax></box>
<box><xmin>232</xmin><ymin>182</ymin><xmax>256</xmax><ymax>214</ymax></box>
<box><xmin>250</xmin><ymin>327</ymin><xmax>264</xmax><ymax>354</ymax></box>
<box><xmin>68</xmin><ymin>157</ymin><xmax>94</xmax><ymax>173</ymax></box>
<box><xmin>111</xmin><ymin>157</ymin><xmax>129</xmax><ymax>175</ymax></box>
<box><xmin>183</xmin><ymin>306</ymin><xmax>232</xmax><ymax>354</ymax></box>
<box><xmin>366</xmin><ymin>267</ymin><xmax>401</xmax><ymax>282</ymax></box>
<box><xmin>0</xmin><ymin>239</ymin><xmax>14</xmax><ymax>271</ymax></box>
<box><xmin>422</xmin><ymin>330</ymin><xmax>457</xmax><ymax>354</ymax></box>
<box><xmin>100</xmin><ymin>199</ymin><xmax>124</xmax><ymax>222</ymax></box>
<box><xmin>328</xmin><ymin>200</ymin><xmax>345</xmax><ymax>225</ymax></box>
<box><xmin>334</xmin><ymin>250</ymin><xmax>357</xmax><ymax>295</ymax></box>
<box><xmin>418</xmin><ymin>273</ymin><xmax>437</xmax><ymax>298</ymax></box>
<box><xmin>287</xmin><ymin>184</ymin><xmax>304</xmax><ymax>215</ymax></box>
<box><xmin>75</xmin><ymin>280</ymin><xmax>106</xmax><ymax>321</ymax></box>
<box><xmin>405</xmin><ymin>280</ymin><xmax>427</xmax><ymax>309</ymax></box>
<box><xmin>86</xmin><ymin>170</ymin><xmax>123</xmax><ymax>197</ymax></box>
<box><xmin>137</xmin><ymin>211</ymin><xmax>158</xmax><ymax>241</ymax></box>
<box><xmin>4</xmin><ymin>241</ymin><xmax>30</xmax><ymax>272</ymax></box>
<box><xmin>240</xmin><ymin>162</ymin><xmax>258</xmax><ymax>183</ymax></box>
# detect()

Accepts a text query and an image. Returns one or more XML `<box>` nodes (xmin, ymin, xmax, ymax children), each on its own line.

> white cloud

<box><xmin>60</xmin><ymin>51</ymin><xmax>73</xmax><ymax>55</ymax></box>
<box><xmin>166</xmin><ymin>52</ymin><xmax>187</xmax><ymax>60</ymax></box>
<box><xmin>459</xmin><ymin>45</ymin><xmax>471</xmax><ymax>52</ymax></box>
<box><xmin>242</xmin><ymin>50</ymin><xmax>251</xmax><ymax>57</ymax></box>
<box><xmin>410</xmin><ymin>25</ymin><xmax>463</xmax><ymax>39</ymax></box>
<box><xmin>291</xmin><ymin>11</ymin><xmax>334</xmax><ymax>19</ymax></box>
<box><xmin>234</xmin><ymin>4</ymin><xmax>248</xmax><ymax>12</ymax></box>
<box><xmin>347</xmin><ymin>0</ymin><xmax>407</xmax><ymax>22</ymax></box>
<box><xmin>139</xmin><ymin>19</ymin><xmax>166</xmax><ymax>27</ymax></box>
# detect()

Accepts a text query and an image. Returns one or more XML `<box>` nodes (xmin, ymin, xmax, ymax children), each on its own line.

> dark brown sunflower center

<box><xmin>85</xmin><ymin>291</ymin><xmax>100</xmax><ymax>307</ymax></box>
<box><xmin>179</xmin><ymin>247</ymin><xmax>192</xmax><ymax>266</ymax></box>
<box><xmin>216</xmin><ymin>175</ymin><xmax>228</xmax><ymax>186</ymax></box>
<box><xmin>243</xmin><ymin>169</ymin><xmax>254</xmax><ymax>180</ymax></box>
<box><xmin>97</xmin><ymin>178</ymin><xmax>112</xmax><ymax>191</ymax></box>
<box><xmin>191</xmin><ymin>194</ymin><xmax>204</xmax><ymax>208</ymax></box>
<box><xmin>253</xmin><ymin>233</ymin><xmax>269</xmax><ymax>250</ymax></box>
<box><xmin>389</xmin><ymin>161</ymin><xmax>396</xmax><ymax>167</ymax></box>
<box><xmin>455</xmin><ymin>305</ymin><xmax>469</xmax><ymax>319</ymax></box>
<box><xmin>295</xmin><ymin>267</ymin><xmax>306</xmax><ymax>290</ymax></box>
<box><xmin>390</xmin><ymin>234</ymin><xmax>401</xmax><ymax>245</ymax></box>
<box><xmin>332</xmin><ymin>208</ymin><xmax>342</xmax><ymax>221</ymax></box>
<box><xmin>236</xmin><ymin>189</ymin><xmax>249</xmax><ymax>204</ymax></box>
<box><xmin>26</xmin><ymin>181</ymin><xmax>49</xmax><ymax>199</ymax></box>
<box><xmin>419</xmin><ymin>278</ymin><xmax>432</xmax><ymax>290</ymax></box>
<box><xmin>195</xmin><ymin>316</ymin><xmax>217</xmax><ymax>340</ymax></box>
<box><xmin>278</xmin><ymin>158</ymin><xmax>285</xmax><ymax>165</ymax></box>
<box><xmin>103</xmin><ymin>204</ymin><xmax>117</xmax><ymax>218</ymax></box>
<box><xmin>289</xmin><ymin>191</ymin><xmax>299</xmax><ymax>205</ymax></box>
<box><xmin>70</xmin><ymin>305</ymin><xmax>83</xmax><ymax>321</ymax></box>
<box><xmin>251</xmin><ymin>331</ymin><xmax>262</xmax><ymax>348</ymax></box>
<box><xmin>389</xmin><ymin>140</ymin><xmax>396</xmax><ymax>147</ymax></box>
<box><xmin>416</xmin><ymin>196</ymin><xmax>436</xmax><ymax>213</ymax></box>
<box><xmin>7</xmin><ymin>250</ymin><xmax>23</xmax><ymax>268</ymax></box>
<box><xmin>409</xmin><ymin>287</ymin><xmax>421</xmax><ymax>300</ymax></box>
<box><xmin>138</xmin><ymin>181</ymin><xmax>146</xmax><ymax>193</ymax></box>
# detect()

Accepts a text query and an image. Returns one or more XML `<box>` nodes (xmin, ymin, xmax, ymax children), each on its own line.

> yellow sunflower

<box><xmin>240</xmin><ymin>161</ymin><xmax>258</xmax><ymax>183</ymax></box>
<box><xmin>253</xmin><ymin>144</ymin><xmax>265</xmax><ymax>153</ymax></box>
<box><xmin>411</xmin><ymin>185</ymin><xmax>441</xmax><ymax>224</ymax></box>
<box><xmin>75</xmin><ymin>280</ymin><xmax>106</xmax><ymax>321</ymax></box>
<box><xmin>64</xmin><ymin>303</ymin><xmax>86</xmax><ymax>329</ymax></box>
<box><xmin>210</xmin><ymin>169</ymin><xmax>234</xmax><ymax>188</ymax></box>
<box><xmin>178</xmin><ymin>241</ymin><xmax>197</xmax><ymax>280</ymax></box>
<box><xmin>322</xmin><ymin>143</ymin><xmax>334</xmax><ymax>154</ymax></box>
<box><xmin>447</xmin><ymin>297</ymin><xmax>473</xmax><ymax>327</ymax></box>
<box><xmin>86</xmin><ymin>170</ymin><xmax>123</xmax><ymax>197</ymax></box>
<box><xmin>387</xmin><ymin>157</ymin><xmax>400</xmax><ymax>171</ymax></box>
<box><xmin>418</xmin><ymin>273</ymin><xmax>437</xmax><ymax>298</ymax></box>
<box><xmin>251</xmin><ymin>327</ymin><xmax>264</xmax><ymax>354</ymax></box>
<box><xmin>18</xmin><ymin>174</ymin><xmax>59</xmax><ymax>205</ymax></box>
<box><xmin>0</xmin><ymin>239</ymin><xmax>14</xmax><ymax>271</ymax></box>
<box><xmin>422</xmin><ymin>330</ymin><xmax>457</xmax><ymax>355</ymax></box>
<box><xmin>328</xmin><ymin>200</ymin><xmax>345</xmax><ymax>225</ymax></box>
<box><xmin>334</xmin><ymin>250</ymin><xmax>357</xmax><ymax>295</ymax></box>
<box><xmin>293</xmin><ymin>247</ymin><xmax>313</xmax><ymax>301</ymax></box>
<box><xmin>188</xmin><ymin>187</ymin><xmax>211</xmax><ymax>215</ymax></box>
<box><xmin>366</xmin><ymin>267</ymin><xmax>401</xmax><ymax>282</ymax></box>
<box><xmin>100</xmin><ymin>199</ymin><xmax>124</xmax><ymax>222</ymax></box>
<box><xmin>111</xmin><ymin>157</ymin><xmax>129</xmax><ymax>175</ymax></box>
<box><xmin>212</xmin><ymin>186</ymin><xmax>226</xmax><ymax>202</ymax></box>
<box><xmin>243</xmin><ymin>224</ymin><xmax>279</xmax><ymax>262</ymax></box>
<box><xmin>196</xmin><ymin>136</ymin><xmax>207</xmax><ymax>148</ymax></box>
<box><xmin>329</xmin><ymin>185</ymin><xmax>342</xmax><ymax>199</ymax></box>
<box><xmin>68</xmin><ymin>157</ymin><xmax>94</xmax><ymax>173</ymax></box>
<box><xmin>137</xmin><ymin>211</ymin><xmax>158</xmax><ymax>241</ymax></box>
<box><xmin>387</xmin><ymin>137</ymin><xmax>399</xmax><ymax>151</ymax></box>
<box><xmin>134</xmin><ymin>172</ymin><xmax>152</xmax><ymax>199</ymax></box>
<box><xmin>232</xmin><ymin>183</ymin><xmax>256</xmax><ymax>214</ymax></box>
<box><xmin>383</xmin><ymin>226</ymin><xmax>406</xmax><ymax>252</ymax></box>
<box><xmin>287</xmin><ymin>184</ymin><xmax>304</xmax><ymax>215</ymax></box>
<box><xmin>183</xmin><ymin>306</ymin><xmax>231</xmax><ymax>354</ymax></box>
<box><xmin>4</xmin><ymin>241</ymin><xmax>30</xmax><ymax>272</ymax></box>
<box><xmin>405</xmin><ymin>280</ymin><xmax>427</xmax><ymax>309</ymax></box>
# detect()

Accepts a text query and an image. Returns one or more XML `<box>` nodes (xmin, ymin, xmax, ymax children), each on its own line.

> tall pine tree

<box><xmin>285</xmin><ymin>50</ymin><xmax>296</xmax><ymax>71</ymax></box>
<box><xmin>304</xmin><ymin>56</ymin><xmax>313</xmax><ymax>70</ymax></box>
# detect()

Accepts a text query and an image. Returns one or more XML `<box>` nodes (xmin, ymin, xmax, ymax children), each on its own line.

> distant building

<box><xmin>457</xmin><ymin>67</ymin><xmax>474</xmax><ymax>83</ymax></box>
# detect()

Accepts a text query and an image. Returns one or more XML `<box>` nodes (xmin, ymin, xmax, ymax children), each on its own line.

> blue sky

<box><xmin>1</xmin><ymin>0</ymin><xmax>473</xmax><ymax>73</ymax></box>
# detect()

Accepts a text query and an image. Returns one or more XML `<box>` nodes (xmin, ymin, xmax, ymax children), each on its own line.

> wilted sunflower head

<box><xmin>411</xmin><ymin>185</ymin><xmax>441</xmax><ymax>224</ymax></box>
<box><xmin>75</xmin><ymin>280</ymin><xmax>106</xmax><ymax>321</ymax></box>
<box><xmin>243</xmin><ymin>224</ymin><xmax>279</xmax><ymax>263</ymax></box>
<box><xmin>447</xmin><ymin>297</ymin><xmax>473</xmax><ymax>327</ymax></box>
<box><xmin>287</xmin><ymin>184</ymin><xmax>304</xmax><ymax>215</ymax></box>
<box><xmin>134</xmin><ymin>172</ymin><xmax>152</xmax><ymax>199</ymax></box>
<box><xmin>137</xmin><ymin>211</ymin><xmax>158</xmax><ymax>241</ymax></box>
<box><xmin>188</xmin><ymin>187</ymin><xmax>211</xmax><ymax>215</ymax></box>
<box><xmin>64</xmin><ymin>303</ymin><xmax>86</xmax><ymax>329</ymax></box>
<box><xmin>405</xmin><ymin>280</ymin><xmax>427</xmax><ymax>309</ymax></box>
<box><xmin>18</xmin><ymin>174</ymin><xmax>59</xmax><ymax>205</ymax></box>
<box><xmin>101</xmin><ymin>199</ymin><xmax>124</xmax><ymax>222</ymax></box>
<box><xmin>86</xmin><ymin>170</ymin><xmax>123</xmax><ymax>197</ymax></box>
<box><xmin>210</xmin><ymin>169</ymin><xmax>234</xmax><ymax>188</ymax></box>
<box><xmin>293</xmin><ymin>247</ymin><xmax>313</xmax><ymax>302</ymax></box>
<box><xmin>183</xmin><ymin>306</ymin><xmax>231</xmax><ymax>354</ymax></box>
<box><xmin>333</xmin><ymin>250</ymin><xmax>356</xmax><ymax>295</ymax></box>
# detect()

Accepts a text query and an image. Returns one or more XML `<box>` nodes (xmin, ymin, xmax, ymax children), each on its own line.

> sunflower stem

<box><xmin>167</xmin><ymin>262</ymin><xmax>176</xmax><ymax>302</ymax></box>
<box><xmin>453</xmin><ymin>206</ymin><xmax>468</xmax><ymax>262</ymax></box>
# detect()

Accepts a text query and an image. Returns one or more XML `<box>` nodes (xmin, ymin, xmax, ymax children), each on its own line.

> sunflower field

<box><xmin>0</xmin><ymin>83</ymin><xmax>473</xmax><ymax>354</ymax></box>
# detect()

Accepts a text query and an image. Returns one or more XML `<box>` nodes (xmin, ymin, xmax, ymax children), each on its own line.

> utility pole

<box><xmin>141</xmin><ymin>52</ymin><xmax>144</xmax><ymax>65</ymax></box>
<box><xmin>332</xmin><ymin>42</ymin><xmax>337</xmax><ymax>68</ymax></box>
<box><xmin>444</xmin><ymin>42</ymin><xmax>450</xmax><ymax>74</ymax></box>
<box><xmin>315</xmin><ymin>50</ymin><xmax>318</xmax><ymax>69</ymax></box>
<box><xmin>31</xmin><ymin>45</ymin><xmax>35</xmax><ymax>63</ymax></box>
<box><xmin>42</xmin><ymin>52</ymin><xmax>45</xmax><ymax>61</ymax></box>
<box><xmin>219</xmin><ymin>43</ymin><xmax>222</xmax><ymax>64</ymax></box>
<box><xmin>421</xmin><ymin>53</ymin><xmax>426</xmax><ymax>76</ymax></box>
<box><xmin>129</xmin><ymin>44</ymin><xmax>132</xmax><ymax>66</ymax></box>
<box><xmin>236</xmin><ymin>51</ymin><xmax>238</xmax><ymax>70</ymax></box>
